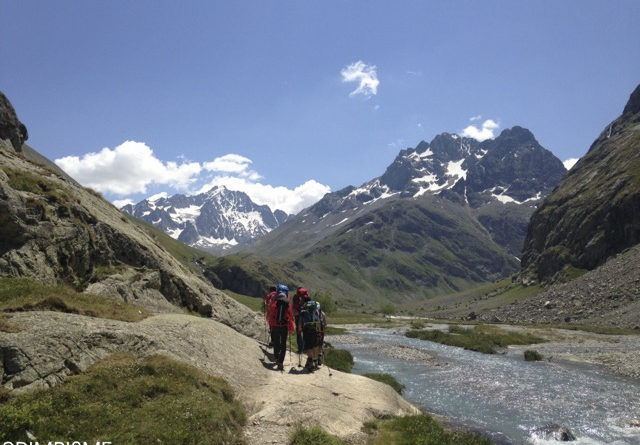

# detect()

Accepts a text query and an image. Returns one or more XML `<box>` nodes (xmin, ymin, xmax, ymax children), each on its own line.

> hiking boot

<box><xmin>277</xmin><ymin>362</ymin><xmax>284</xmax><ymax>371</ymax></box>
<box><xmin>312</xmin><ymin>360</ymin><xmax>319</xmax><ymax>370</ymax></box>
<box><xmin>304</xmin><ymin>358</ymin><xmax>314</xmax><ymax>372</ymax></box>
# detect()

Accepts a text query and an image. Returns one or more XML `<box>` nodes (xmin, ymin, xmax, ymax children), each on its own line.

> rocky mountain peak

<box><xmin>623</xmin><ymin>83</ymin><xmax>640</xmax><ymax>116</ymax></box>
<box><xmin>122</xmin><ymin>186</ymin><xmax>288</xmax><ymax>254</ymax></box>
<box><xmin>0</xmin><ymin>91</ymin><xmax>28</xmax><ymax>152</ymax></box>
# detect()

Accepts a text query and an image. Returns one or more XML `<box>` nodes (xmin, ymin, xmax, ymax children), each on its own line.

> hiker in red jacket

<box><xmin>268</xmin><ymin>290</ymin><xmax>295</xmax><ymax>371</ymax></box>
<box><xmin>264</xmin><ymin>286</ymin><xmax>277</xmax><ymax>347</ymax></box>
<box><xmin>293</xmin><ymin>288</ymin><xmax>309</xmax><ymax>353</ymax></box>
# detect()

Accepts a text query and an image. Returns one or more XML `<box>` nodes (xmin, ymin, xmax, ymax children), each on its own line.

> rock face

<box><xmin>0</xmin><ymin>312</ymin><xmax>418</xmax><ymax>443</ymax></box>
<box><xmin>0</xmin><ymin>92</ymin><xmax>28</xmax><ymax>152</ymax></box>
<box><xmin>522</xmin><ymin>83</ymin><xmax>640</xmax><ymax>282</ymax></box>
<box><xmin>0</xmin><ymin>92</ymin><xmax>263</xmax><ymax>339</ymax></box>
<box><xmin>121</xmin><ymin>187</ymin><xmax>288</xmax><ymax>254</ymax></box>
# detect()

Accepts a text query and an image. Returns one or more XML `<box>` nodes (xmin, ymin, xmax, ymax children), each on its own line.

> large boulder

<box><xmin>0</xmin><ymin>91</ymin><xmax>28</xmax><ymax>152</ymax></box>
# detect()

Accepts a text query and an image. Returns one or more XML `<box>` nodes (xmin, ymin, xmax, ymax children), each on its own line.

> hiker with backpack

<box><xmin>298</xmin><ymin>297</ymin><xmax>323</xmax><ymax>372</ymax></box>
<box><xmin>292</xmin><ymin>288</ymin><xmax>309</xmax><ymax>353</ymax></box>
<box><xmin>264</xmin><ymin>286</ymin><xmax>277</xmax><ymax>347</ymax></box>
<box><xmin>267</xmin><ymin>284</ymin><xmax>295</xmax><ymax>371</ymax></box>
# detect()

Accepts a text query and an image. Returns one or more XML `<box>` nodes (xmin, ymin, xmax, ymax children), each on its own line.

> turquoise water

<box><xmin>333</xmin><ymin>328</ymin><xmax>640</xmax><ymax>445</ymax></box>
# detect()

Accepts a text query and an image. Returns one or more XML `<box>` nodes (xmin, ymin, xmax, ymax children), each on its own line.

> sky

<box><xmin>2</xmin><ymin>1</ymin><xmax>639</xmax><ymax>213</ymax></box>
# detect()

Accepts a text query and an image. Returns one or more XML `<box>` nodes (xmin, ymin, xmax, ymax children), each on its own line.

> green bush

<box><xmin>364</xmin><ymin>373</ymin><xmax>405</xmax><ymax>394</ymax></box>
<box><xmin>289</xmin><ymin>426</ymin><xmax>348</xmax><ymax>445</ymax></box>
<box><xmin>323</xmin><ymin>347</ymin><xmax>354</xmax><ymax>372</ymax></box>
<box><xmin>0</xmin><ymin>354</ymin><xmax>246</xmax><ymax>444</ymax></box>
<box><xmin>324</xmin><ymin>325</ymin><xmax>347</xmax><ymax>335</ymax></box>
<box><xmin>410</xmin><ymin>320</ymin><xmax>426</xmax><ymax>329</ymax></box>
<box><xmin>524</xmin><ymin>350</ymin><xmax>543</xmax><ymax>361</ymax></box>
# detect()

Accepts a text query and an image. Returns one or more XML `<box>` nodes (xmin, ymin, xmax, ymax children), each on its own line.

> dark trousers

<box><xmin>270</xmin><ymin>326</ymin><xmax>288</xmax><ymax>364</ymax></box>
<box><xmin>295</xmin><ymin>315</ymin><xmax>303</xmax><ymax>352</ymax></box>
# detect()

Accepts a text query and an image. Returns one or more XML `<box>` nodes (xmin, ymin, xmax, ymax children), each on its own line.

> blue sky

<box><xmin>2</xmin><ymin>1</ymin><xmax>639</xmax><ymax>213</ymax></box>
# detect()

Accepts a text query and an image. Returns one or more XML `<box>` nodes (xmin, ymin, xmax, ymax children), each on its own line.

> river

<box><xmin>331</xmin><ymin>327</ymin><xmax>640</xmax><ymax>445</ymax></box>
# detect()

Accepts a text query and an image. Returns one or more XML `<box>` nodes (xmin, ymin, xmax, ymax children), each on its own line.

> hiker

<box><xmin>298</xmin><ymin>297</ymin><xmax>323</xmax><ymax>372</ymax></box>
<box><xmin>264</xmin><ymin>286</ymin><xmax>277</xmax><ymax>347</ymax></box>
<box><xmin>267</xmin><ymin>284</ymin><xmax>295</xmax><ymax>371</ymax></box>
<box><xmin>293</xmin><ymin>288</ymin><xmax>309</xmax><ymax>353</ymax></box>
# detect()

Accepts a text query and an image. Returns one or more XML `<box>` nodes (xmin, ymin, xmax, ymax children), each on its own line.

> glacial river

<box><xmin>332</xmin><ymin>327</ymin><xmax>640</xmax><ymax>445</ymax></box>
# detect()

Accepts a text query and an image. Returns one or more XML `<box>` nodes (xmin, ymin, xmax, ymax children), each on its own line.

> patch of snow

<box><xmin>196</xmin><ymin>236</ymin><xmax>239</xmax><ymax>247</ymax></box>
<box><xmin>321</xmin><ymin>212</ymin><xmax>331</xmax><ymax>219</ymax></box>
<box><xmin>419</xmin><ymin>148</ymin><xmax>434</xmax><ymax>158</ymax></box>
<box><xmin>332</xmin><ymin>217</ymin><xmax>350</xmax><ymax>227</ymax></box>
<box><xmin>171</xmin><ymin>205</ymin><xmax>202</xmax><ymax>223</ymax></box>
<box><xmin>167</xmin><ymin>228</ymin><xmax>183</xmax><ymax>239</ymax></box>
<box><xmin>152</xmin><ymin>218</ymin><xmax>161</xmax><ymax>224</ymax></box>
<box><xmin>451</xmin><ymin>134</ymin><xmax>459</xmax><ymax>139</ymax></box>
<box><xmin>446</xmin><ymin>159</ymin><xmax>467</xmax><ymax>180</ymax></box>
<box><xmin>142</xmin><ymin>211</ymin><xmax>151</xmax><ymax>217</ymax></box>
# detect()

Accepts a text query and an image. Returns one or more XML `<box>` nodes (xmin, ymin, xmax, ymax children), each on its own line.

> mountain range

<box><xmin>121</xmin><ymin>187</ymin><xmax>288</xmax><ymax>254</ymax></box>
<box><xmin>200</xmin><ymin>126</ymin><xmax>567</xmax><ymax>303</ymax></box>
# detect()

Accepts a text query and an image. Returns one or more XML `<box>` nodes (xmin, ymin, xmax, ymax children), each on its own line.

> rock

<box><xmin>0</xmin><ymin>91</ymin><xmax>28</xmax><ymax>152</ymax></box>
<box><xmin>533</xmin><ymin>423</ymin><xmax>576</xmax><ymax>442</ymax></box>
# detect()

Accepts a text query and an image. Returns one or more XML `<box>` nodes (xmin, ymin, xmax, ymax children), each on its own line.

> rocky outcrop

<box><xmin>480</xmin><ymin>243</ymin><xmax>640</xmax><ymax>329</ymax></box>
<box><xmin>521</xmin><ymin>83</ymin><xmax>640</xmax><ymax>282</ymax></box>
<box><xmin>0</xmin><ymin>93</ymin><xmax>264</xmax><ymax>339</ymax></box>
<box><xmin>1</xmin><ymin>311</ymin><xmax>418</xmax><ymax>443</ymax></box>
<box><xmin>0</xmin><ymin>92</ymin><xmax>28</xmax><ymax>152</ymax></box>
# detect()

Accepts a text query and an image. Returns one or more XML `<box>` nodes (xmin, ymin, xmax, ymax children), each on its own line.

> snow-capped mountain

<box><xmin>121</xmin><ymin>186</ymin><xmax>288</xmax><ymax>254</ymax></box>
<box><xmin>326</xmin><ymin>126</ymin><xmax>565</xmax><ymax>212</ymax></box>
<box><xmin>250</xmin><ymin>126</ymin><xmax>566</xmax><ymax>258</ymax></box>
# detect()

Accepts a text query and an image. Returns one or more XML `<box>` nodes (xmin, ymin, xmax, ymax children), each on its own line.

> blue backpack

<box><xmin>300</xmin><ymin>300</ymin><xmax>321</xmax><ymax>327</ymax></box>
<box><xmin>277</xmin><ymin>284</ymin><xmax>289</xmax><ymax>296</ymax></box>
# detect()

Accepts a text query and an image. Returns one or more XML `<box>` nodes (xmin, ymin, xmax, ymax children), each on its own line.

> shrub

<box><xmin>314</xmin><ymin>289</ymin><xmax>337</xmax><ymax>315</ymax></box>
<box><xmin>524</xmin><ymin>350</ymin><xmax>543</xmax><ymax>361</ymax></box>
<box><xmin>323</xmin><ymin>347</ymin><xmax>354</xmax><ymax>372</ymax></box>
<box><xmin>364</xmin><ymin>373</ymin><xmax>405</xmax><ymax>394</ymax></box>
<box><xmin>410</xmin><ymin>320</ymin><xmax>426</xmax><ymax>330</ymax></box>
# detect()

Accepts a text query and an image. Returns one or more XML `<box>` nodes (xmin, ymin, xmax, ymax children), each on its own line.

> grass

<box><xmin>289</xmin><ymin>426</ymin><xmax>349</xmax><ymax>445</ymax></box>
<box><xmin>323</xmin><ymin>347</ymin><xmax>354</xmax><ymax>372</ymax></box>
<box><xmin>324</xmin><ymin>326</ymin><xmax>348</xmax><ymax>335</ymax></box>
<box><xmin>0</xmin><ymin>277</ymin><xmax>150</xmax><ymax>322</ymax></box>
<box><xmin>406</xmin><ymin>324</ymin><xmax>545</xmax><ymax>354</ymax></box>
<box><xmin>364</xmin><ymin>414</ymin><xmax>492</xmax><ymax>445</ymax></box>
<box><xmin>0</xmin><ymin>354</ymin><xmax>246</xmax><ymax>444</ymax></box>
<box><xmin>328</xmin><ymin>311</ymin><xmax>385</xmax><ymax>325</ymax></box>
<box><xmin>524</xmin><ymin>350</ymin><xmax>543</xmax><ymax>361</ymax></box>
<box><xmin>363</xmin><ymin>373</ymin><xmax>405</xmax><ymax>394</ymax></box>
<box><xmin>223</xmin><ymin>289</ymin><xmax>265</xmax><ymax>313</ymax></box>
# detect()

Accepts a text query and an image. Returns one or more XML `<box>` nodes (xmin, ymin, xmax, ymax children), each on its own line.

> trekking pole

<box><xmin>288</xmin><ymin>333</ymin><xmax>292</xmax><ymax>367</ymax></box>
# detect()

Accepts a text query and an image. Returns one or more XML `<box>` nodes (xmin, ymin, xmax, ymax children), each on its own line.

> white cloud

<box><xmin>112</xmin><ymin>198</ymin><xmax>134</xmax><ymax>208</ymax></box>
<box><xmin>341</xmin><ymin>60</ymin><xmax>379</xmax><ymax>97</ymax></box>
<box><xmin>388</xmin><ymin>138</ymin><xmax>405</xmax><ymax>150</ymax></box>
<box><xmin>196</xmin><ymin>176</ymin><xmax>330</xmax><ymax>214</ymax></box>
<box><xmin>373</xmin><ymin>104</ymin><xmax>380</xmax><ymax>111</ymax></box>
<box><xmin>470</xmin><ymin>115</ymin><xmax>482</xmax><ymax>122</ymax></box>
<box><xmin>460</xmin><ymin>119</ymin><xmax>499</xmax><ymax>141</ymax></box>
<box><xmin>55</xmin><ymin>141</ymin><xmax>201</xmax><ymax>195</ymax></box>
<box><xmin>563</xmin><ymin>158</ymin><xmax>579</xmax><ymax>170</ymax></box>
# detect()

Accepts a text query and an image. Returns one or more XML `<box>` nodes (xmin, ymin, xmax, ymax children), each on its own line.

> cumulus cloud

<box><xmin>563</xmin><ymin>158</ymin><xmax>579</xmax><ymax>170</ymax></box>
<box><xmin>196</xmin><ymin>176</ymin><xmax>330</xmax><ymax>215</ymax></box>
<box><xmin>112</xmin><ymin>198</ymin><xmax>134</xmax><ymax>208</ymax></box>
<box><xmin>460</xmin><ymin>119</ymin><xmax>499</xmax><ymax>142</ymax></box>
<box><xmin>341</xmin><ymin>60</ymin><xmax>379</xmax><ymax>97</ymax></box>
<box><xmin>55</xmin><ymin>140</ymin><xmax>330</xmax><ymax>215</ymax></box>
<box><xmin>55</xmin><ymin>141</ymin><xmax>201</xmax><ymax>195</ymax></box>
